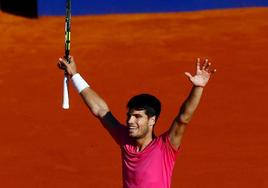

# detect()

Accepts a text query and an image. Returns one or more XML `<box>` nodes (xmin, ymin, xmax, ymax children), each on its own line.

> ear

<box><xmin>148</xmin><ymin>116</ymin><xmax>156</xmax><ymax>127</ymax></box>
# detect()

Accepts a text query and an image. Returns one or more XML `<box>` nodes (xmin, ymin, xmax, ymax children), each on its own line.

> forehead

<box><xmin>127</xmin><ymin>109</ymin><xmax>146</xmax><ymax>115</ymax></box>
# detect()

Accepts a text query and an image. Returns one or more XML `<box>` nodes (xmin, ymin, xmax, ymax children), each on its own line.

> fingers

<box><xmin>59</xmin><ymin>57</ymin><xmax>68</xmax><ymax>65</ymax></box>
<box><xmin>58</xmin><ymin>55</ymin><xmax>74</xmax><ymax>66</ymax></box>
<box><xmin>69</xmin><ymin>55</ymin><xmax>74</xmax><ymax>63</ymax></box>
<box><xmin>196</xmin><ymin>58</ymin><xmax>216</xmax><ymax>74</ymax></box>
<box><xmin>57</xmin><ymin>57</ymin><xmax>69</xmax><ymax>71</ymax></box>
<box><xmin>202</xmin><ymin>59</ymin><xmax>209</xmax><ymax>70</ymax></box>
<box><xmin>203</xmin><ymin>60</ymin><xmax>216</xmax><ymax>74</ymax></box>
<box><xmin>210</xmin><ymin>68</ymin><xmax>217</xmax><ymax>74</ymax></box>
<box><xmin>57</xmin><ymin>55</ymin><xmax>77</xmax><ymax>77</ymax></box>
<box><xmin>57</xmin><ymin>62</ymin><xmax>65</xmax><ymax>70</ymax></box>
<box><xmin>204</xmin><ymin>62</ymin><xmax>211</xmax><ymax>72</ymax></box>
<box><xmin>196</xmin><ymin>58</ymin><xmax>201</xmax><ymax>72</ymax></box>
<box><xmin>184</xmin><ymin>72</ymin><xmax>192</xmax><ymax>78</ymax></box>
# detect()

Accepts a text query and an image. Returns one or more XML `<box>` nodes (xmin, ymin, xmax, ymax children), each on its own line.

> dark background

<box><xmin>0</xmin><ymin>0</ymin><xmax>37</xmax><ymax>18</ymax></box>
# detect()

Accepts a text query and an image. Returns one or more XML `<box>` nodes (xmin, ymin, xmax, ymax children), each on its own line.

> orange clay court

<box><xmin>0</xmin><ymin>7</ymin><xmax>268</xmax><ymax>188</ymax></box>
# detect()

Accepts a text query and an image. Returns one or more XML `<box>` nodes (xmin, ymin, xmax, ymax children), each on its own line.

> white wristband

<box><xmin>71</xmin><ymin>73</ymin><xmax>90</xmax><ymax>93</ymax></box>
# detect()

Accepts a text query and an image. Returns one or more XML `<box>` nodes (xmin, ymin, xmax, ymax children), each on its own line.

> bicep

<box><xmin>168</xmin><ymin>116</ymin><xmax>187</xmax><ymax>149</ymax></box>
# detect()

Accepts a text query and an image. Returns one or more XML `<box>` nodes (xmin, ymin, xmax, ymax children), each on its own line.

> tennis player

<box><xmin>58</xmin><ymin>56</ymin><xmax>216</xmax><ymax>188</ymax></box>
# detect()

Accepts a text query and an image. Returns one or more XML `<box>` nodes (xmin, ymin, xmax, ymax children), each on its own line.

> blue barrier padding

<box><xmin>38</xmin><ymin>0</ymin><xmax>268</xmax><ymax>16</ymax></box>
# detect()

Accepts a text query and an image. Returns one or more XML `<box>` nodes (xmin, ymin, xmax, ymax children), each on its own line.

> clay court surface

<box><xmin>0</xmin><ymin>7</ymin><xmax>268</xmax><ymax>187</ymax></box>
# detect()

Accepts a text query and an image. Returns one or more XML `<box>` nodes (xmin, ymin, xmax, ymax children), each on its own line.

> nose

<box><xmin>127</xmin><ymin>115</ymin><xmax>135</xmax><ymax>124</ymax></box>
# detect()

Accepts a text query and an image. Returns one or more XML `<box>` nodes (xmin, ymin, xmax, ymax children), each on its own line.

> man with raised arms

<box><xmin>58</xmin><ymin>56</ymin><xmax>216</xmax><ymax>188</ymax></box>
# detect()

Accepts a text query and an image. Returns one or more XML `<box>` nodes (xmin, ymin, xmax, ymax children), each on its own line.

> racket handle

<box><xmin>62</xmin><ymin>73</ymin><xmax>70</xmax><ymax>109</ymax></box>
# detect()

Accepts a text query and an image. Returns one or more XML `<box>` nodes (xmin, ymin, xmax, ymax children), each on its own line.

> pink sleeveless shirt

<box><xmin>121</xmin><ymin>132</ymin><xmax>181</xmax><ymax>188</ymax></box>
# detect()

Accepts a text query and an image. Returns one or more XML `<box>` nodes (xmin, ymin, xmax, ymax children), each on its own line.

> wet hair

<box><xmin>127</xmin><ymin>94</ymin><xmax>161</xmax><ymax>120</ymax></box>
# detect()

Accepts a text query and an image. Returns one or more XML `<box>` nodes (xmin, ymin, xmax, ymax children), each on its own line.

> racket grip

<box><xmin>62</xmin><ymin>74</ymin><xmax>70</xmax><ymax>109</ymax></box>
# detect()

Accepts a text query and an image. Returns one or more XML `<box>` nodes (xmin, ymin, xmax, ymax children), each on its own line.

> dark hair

<box><xmin>127</xmin><ymin>94</ymin><xmax>161</xmax><ymax>120</ymax></box>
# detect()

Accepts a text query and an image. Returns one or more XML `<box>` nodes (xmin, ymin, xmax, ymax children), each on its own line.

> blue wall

<box><xmin>38</xmin><ymin>0</ymin><xmax>268</xmax><ymax>16</ymax></box>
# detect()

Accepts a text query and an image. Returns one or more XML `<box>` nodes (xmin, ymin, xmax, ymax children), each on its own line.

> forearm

<box><xmin>178</xmin><ymin>86</ymin><xmax>203</xmax><ymax>124</ymax></box>
<box><xmin>58</xmin><ymin>57</ymin><xmax>110</xmax><ymax>117</ymax></box>
<box><xmin>80</xmin><ymin>88</ymin><xmax>109</xmax><ymax>117</ymax></box>
<box><xmin>71</xmin><ymin>73</ymin><xmax>109</xmax><ymax>117</ymax></box>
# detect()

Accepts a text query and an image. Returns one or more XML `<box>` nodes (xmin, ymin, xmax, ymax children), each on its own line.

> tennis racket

<box><xmin>62</xmin><ymin>0</ymin><xmax>71</xmax><ymax>109</ymax></box>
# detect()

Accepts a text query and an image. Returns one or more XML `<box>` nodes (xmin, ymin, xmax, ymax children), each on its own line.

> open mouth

<box><xmin>128</xmin><ymin>127</ymin><xmax>138</xmax><ymax>132</ymax></box>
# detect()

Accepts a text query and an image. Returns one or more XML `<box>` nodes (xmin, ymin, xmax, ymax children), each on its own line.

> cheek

<box><xmin>137</xmin><ymin>119</ymin><xmax>144</xmax><ymax>126</ymax></box>
<box><xmin>137</xmin><ymin>120</ymin><xmax>149</xmax><ymax>130</ymax></box>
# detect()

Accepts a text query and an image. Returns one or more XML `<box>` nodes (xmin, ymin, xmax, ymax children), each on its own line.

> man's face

<box><xmin>126</xmin><ymin>109</ymin><xmax>155</xmax><ymax>139</ymax></box>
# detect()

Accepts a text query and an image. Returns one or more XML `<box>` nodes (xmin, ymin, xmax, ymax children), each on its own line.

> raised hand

<box><xmin>57</xmin><ymin>56</ymin><xmax>77</xmax><ymax>77</ymax></box>
<box><xmin>185</xmin><ymin>58</ymin><xmax>216</xmax><ymax>87</ymax></box>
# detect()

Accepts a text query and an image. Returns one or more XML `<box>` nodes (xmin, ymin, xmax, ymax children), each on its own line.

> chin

<box><xmin>128</xmin><ymin>132</ymin><xmax>136</xmax><ymax>138</ymax></box>
<box><xmin>128</xmin><ymin>132</ymin><xmax>139</xmax><ymax>138</ymax></box>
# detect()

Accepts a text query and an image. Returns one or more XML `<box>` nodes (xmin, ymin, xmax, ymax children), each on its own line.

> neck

<box><xmin>134</xmin><ymin>133</ymin><xmax>155</xmax><ymax>152</ymax></box>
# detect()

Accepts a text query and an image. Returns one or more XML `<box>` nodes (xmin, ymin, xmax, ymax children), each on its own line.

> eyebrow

<box><xmin>126</xmin><ymin>112</ymin><xmax>143</xmax><ymax>117</ymax></box>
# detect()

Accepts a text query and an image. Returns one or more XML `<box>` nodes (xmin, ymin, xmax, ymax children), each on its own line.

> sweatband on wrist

<box><xmin>71</xmin><ymin>73</ymin><xmax>90</xmax><ymax>93</ymax></box>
